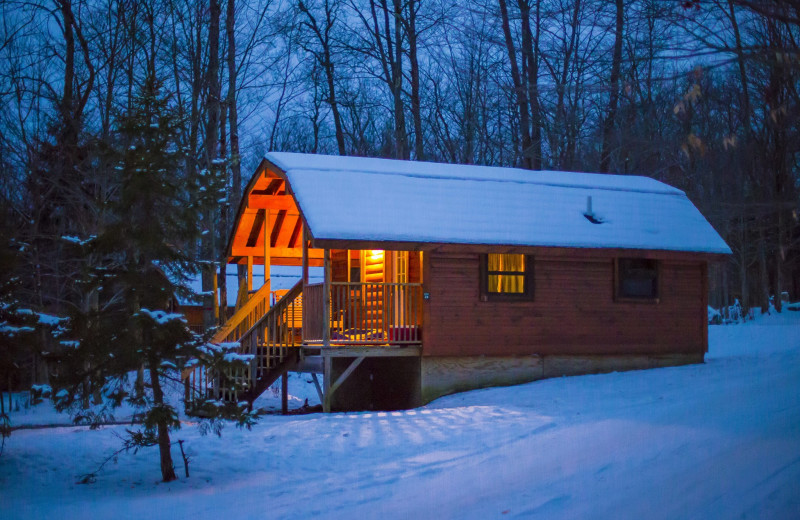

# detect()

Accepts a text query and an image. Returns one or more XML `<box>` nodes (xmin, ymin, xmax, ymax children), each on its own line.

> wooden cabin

<box><xmin>184</xmin><ymin>152</ymin><xmax>731</xmax><ymax>413</ymax></box>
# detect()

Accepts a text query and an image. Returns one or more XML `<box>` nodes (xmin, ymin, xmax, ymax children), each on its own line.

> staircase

<box><xmin>184</xmin><ymin>279</ymin><xmax>303</xmax><ymax>414</ymax></box>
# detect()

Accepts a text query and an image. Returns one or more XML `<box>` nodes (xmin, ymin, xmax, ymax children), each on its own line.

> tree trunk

<box><xmin>599</xmin><ymin>0</ymin><xmax>623</xmax><ymax>173</ymax></box>
<box><xmin>298</xmin><ymin>0</ymin><xmax>346</xmax><ymax>155</ymax></box>
<box><xmin>498</xmin><ymin>0</ymin><xmax>532</xmax><ymax>169</ymax></box>
<box><xmin>225</xmin><ymin>0</ymin><xmax>247</xmax><ymax>291</ymax></box>
<box><xmin>408</xmin><ymin>0</ymin><xmax>424</xmax><ymax>160</ymax></box>
<box><xmin>202</xmin><ymin>0</ymin><xmax>222</xmax><ymax>330</ymax></box>
<box><xmin>757</xmin><ymin>229</ymin><xmax>770</xmax><ymax>313</ymax></box>
<box><xmin>148</xmin><ymin>359</ymin><xmax>177</xmax><ymax>482</ymax></box>
<box><xmin>391</xmin><ymin>0</ymin><xmax>408</xmax><ymax>159</ymax></box>
<box><xmin>519</xmin><ymin>0</ymin><xmax>542</xmax><ymax>169</ymax></box>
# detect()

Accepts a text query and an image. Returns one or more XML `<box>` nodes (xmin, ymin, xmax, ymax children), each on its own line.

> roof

<box><xmin>262</xmin><ymin>152</ymin><xmax>731</xmax><ymax>255</ymax></box>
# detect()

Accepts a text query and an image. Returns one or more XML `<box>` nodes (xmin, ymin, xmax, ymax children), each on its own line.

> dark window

<box><xmin>616</xmin><ymin>258</ymin><xmax>659</xmax><ymax>301</ymax></box>
<box><xmin>480</xmin><ymin>254</ymin><xmax>533</xmax><ymax>301</ymax></box>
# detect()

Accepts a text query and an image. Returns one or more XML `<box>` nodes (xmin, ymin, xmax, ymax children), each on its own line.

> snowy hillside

<box><xmin>1</xmin><ymin>312</ymin><xmax>798</xmax><ymax>519</ymax></box>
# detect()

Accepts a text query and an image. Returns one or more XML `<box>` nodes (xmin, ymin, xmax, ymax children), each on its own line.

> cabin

<box><xmin>183</xmin><ymin>152</ymin><xmax>731</xmax><ymax>413</ymax></box>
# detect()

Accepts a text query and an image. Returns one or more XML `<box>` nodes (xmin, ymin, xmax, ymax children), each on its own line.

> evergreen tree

<box><xmin>51</xmin><ymin>74</ymin><xmax>256</xmax><ymax>482</ymax></box>
<box><xmin>0</xmin><ymin>213</ymin><xmax>66</xmax><ymax>452</ymax></box>
<box><xmin>52</xmin><ymin>75</ymin><xmax>201</xmax><ymax>482</ymax></box>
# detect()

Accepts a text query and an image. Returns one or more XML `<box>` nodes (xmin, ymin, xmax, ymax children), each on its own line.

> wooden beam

<box><xmin>317</xmin><ymin>346</ymin><xmax>421</xmax><ymax>357</ymax></box>
<box><xmin>264</xmin><ymin>209</ymin><xmax>271</xmax><ymax>309</ymax></box>
<box><xmin>245</xmin><ymin>209</ymin><xmax>266</xmax><ymax>247</ymax></box>
<box><xmin>231</xmin><ymin>246</ymin><xmax>323</xmax><ymax>259</ymax></box>
<box><xmin>270</xmin><ymin>210</ymin><xmax>286</xmax><ymax>247</ymax></box>
<box><xmin>247</xmin><ymin>193</ymin><xmax>296</xmax><ymax>210</ymax></box>
<box><xmin>275</xmin><ymin>212</ymin><xmax>297</xmax><ymax>249</ymax></box>
<box><xmin>288</xmin><ymin>217</ymin><xmax>302</xmax><ymax>248</ymax></box>
<box><xmin>323</xmin><ymin>249</ymin><xmax>331</xmax><ymax>349</ymax></box>
<box><xmin>246</xmin><ymin>255</ymin><xmax>253</xmax><ymax>293</ymax></box>
<box><xmin>310</xmin><ymin>239</ymin><xmax>729</xmax><ymax>262</ymax></box>
<box><xmin>322</xmin><ymin>355</ymin><xmax>331</xmax><ymax>413</ymax></box>
<box><xmin>302</xmin><ymin>225</ymin><xmax>309</xmax><ymax>285</ymax></box>
<box><xmin>229</xmin><ymin>256</ymin><xmax>324</xmax><ymax>267</ymax></box>
<box><xmin>265</xmin><ymin>178</ymin><xmax>283</xmax><ymax>195</ymax></box>
<box><xmin>323</xmin><ymin>355</ymin><xmax>365</xmax><ymax>413</ymax></box>
<box><xmin>311</xmin><ymin>373</ymin><xmax>323</xmax><ymax>404</ymax></box>
<box><xmin>230</xmin><ymin>209</ymin><xmax>259</xmax><ymax>250</ymax></box>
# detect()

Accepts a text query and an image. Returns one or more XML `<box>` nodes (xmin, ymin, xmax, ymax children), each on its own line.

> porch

<box><xmin>183</xmin><ymin>159</ymin><xmax>424</xmax><ymax>413</ymax></box>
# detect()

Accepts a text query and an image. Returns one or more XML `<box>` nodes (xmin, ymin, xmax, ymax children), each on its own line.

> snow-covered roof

<box><xmin>265</xmin><ymin>152</ymin><xmax>731</xmax><ymax>255</ymax></box>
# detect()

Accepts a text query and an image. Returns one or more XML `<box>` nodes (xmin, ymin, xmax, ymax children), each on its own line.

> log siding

<box><xmin>423</xmin><ymin>251</ymin><xmax>706</xmax><ymax>357</ymax></box>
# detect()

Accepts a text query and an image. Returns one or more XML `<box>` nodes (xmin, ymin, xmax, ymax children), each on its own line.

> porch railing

<box><xmin>303</xmin><ymin>282</ymin><xmax>423</xmax><ymax>345</ymax></box>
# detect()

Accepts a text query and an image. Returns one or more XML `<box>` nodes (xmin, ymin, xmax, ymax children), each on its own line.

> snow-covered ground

<box><xmin>2</xmin><ymin>312</ymin><xmax>799</xmax><ymax>519</ymax></box>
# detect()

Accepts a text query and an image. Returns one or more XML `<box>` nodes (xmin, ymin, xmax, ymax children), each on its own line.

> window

<box><xmin>480</xmin><ymin>254</ymin><xmax>533</xmax><ymax>301</ymax></box>
<box><xmin>615</xmin><ymin>258</ymin><xmax>659</xmax><ymax>301</ymax></box>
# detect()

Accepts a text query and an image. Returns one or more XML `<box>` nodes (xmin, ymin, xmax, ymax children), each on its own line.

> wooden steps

<box><xmin>184</xmin><ymin>279</ymin><xmax>304</xmax><ymax>413</ymax></box>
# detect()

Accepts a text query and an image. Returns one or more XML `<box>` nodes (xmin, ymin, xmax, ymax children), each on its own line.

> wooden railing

<box><xmin>185</xmin><ymin>280</ymin><xmax>303</xmax><ymax>408</ymax></box>
<box><xmin>212</xmin><ymin>281</ymin><xmax>272</xmax><ymax>344</ymax></box>
<box><xmin>304</xmin><ymin>282</ymin><xmax>423</xmax><ymax>345</ymax></box>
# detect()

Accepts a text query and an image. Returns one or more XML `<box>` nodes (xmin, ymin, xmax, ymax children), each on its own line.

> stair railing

<box><xmin>184</xmin><ymin>279</ymin><xmax>303</xmax><ymax>409</ymax></box>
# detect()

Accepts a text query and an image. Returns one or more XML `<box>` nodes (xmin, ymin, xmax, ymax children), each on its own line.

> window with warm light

<box><xmin>480</xmin><ymin>254</ymin><xmax>533</xmax><ymax>301</ymax></box>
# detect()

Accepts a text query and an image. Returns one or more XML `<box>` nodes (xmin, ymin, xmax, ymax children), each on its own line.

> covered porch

<box><xmin>184</xmin><ymin>160</ymin><xmax>424</xmax><ymax>413</ymax></box>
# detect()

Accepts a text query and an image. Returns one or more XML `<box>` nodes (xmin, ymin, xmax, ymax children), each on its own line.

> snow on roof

<box><xmin>266</xmin><ymin>152</ymin><xmax>732</xmax><ymax>255</ymax></box>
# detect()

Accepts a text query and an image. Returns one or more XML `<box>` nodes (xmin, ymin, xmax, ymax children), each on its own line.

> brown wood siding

<box><xmin>423</xmin><ymin>252</ymin><xmax>706</xmax><ymax>357</ymax></box>
<box><xmin>331</xmin><ymin>249</ymin><xmax>348</xmax><ymax>282</ymax></box>
<box><xmin>409</xmin><ymin>251</ymin><xmax>422</xmax><ymax>283</ymax></box>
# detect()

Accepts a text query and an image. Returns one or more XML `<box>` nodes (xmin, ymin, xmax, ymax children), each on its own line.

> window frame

<box><xmin>614</xmin><ymin>258</ymin><xmax>660</xmax><ymax>303</ymax></box>
<box><xmin>479</xmin><ymin>253</ymin><xmax>534</xmax><ymax>302</ymax></box>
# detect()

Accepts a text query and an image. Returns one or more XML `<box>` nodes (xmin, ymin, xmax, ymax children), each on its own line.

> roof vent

<box><xmin>584</xmin><ymin>196</ymin><xmax>603</xmax><ymax>224</ymax></box>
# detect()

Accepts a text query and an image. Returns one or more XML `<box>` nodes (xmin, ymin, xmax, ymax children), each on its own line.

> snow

<box><xmin>0</xmin><ymin>324</ymin><xmax>34</xmax><ymax>335</ymax></box>
<box><xmin>267</xmin><ymin>152</ymin><xmax>732</xmax><ymax>255</ymax></box>
<box><xmin>60</xmin><ymin>235</ymin><xmax>96</xmax><ymax>246</ymax></box>
<box><xmin>222</xmin><ymin>353</ymin><xmax>254</xmax><ymax>364</ymax></box>
<box><xmin>137</xmin><ymin>308</ymin><xmax>186</xmax><ymax>325</ymax></box>
<box><xmin>36</xmin><ymin>313</ymin><xmax>66</xmax><ymax>326</ymax></box>
<box><xmin>2</xmin><ymin>312</ymin><xmax>798</xmax><ymax>519</ymax></box>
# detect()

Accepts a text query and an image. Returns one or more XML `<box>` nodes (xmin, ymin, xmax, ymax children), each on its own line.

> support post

<box><xmin>246</xmin><ymin>255</ymin><xmax>253</xmax><ymax>293</ymax></box>
<box><xmin>311</xmin><ymin>373</ymin><xmax>323</xmax><ymax>404</ymax></box>
<box><xmin>323</xmin><ymin>354</ymin><xmax>332</xmax><ymax>413</ymax></box>
<box><xmin>264</xmin><ymin>209</ymin><xmax>271</xmax><ymax>308</ymax></box>
<box><xmin>301</xmin><ymin>225</ymin><xmax>309</xmax><ymax>343</ymax></box>
<box><xmin>323</xmin><ymin>249</ymin><xmax>331</xmax><ymax>349</ymax></box>
<box><xmin>301</xmin><ymin>225</ymin><xmax>309</xmax><ymax>286</ymax></box>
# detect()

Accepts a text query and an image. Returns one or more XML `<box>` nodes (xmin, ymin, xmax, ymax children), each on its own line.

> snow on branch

<box><xmin>136</xmin><ymin>308</ymin><xmax>187</xmax><ymax>325</ymax></box>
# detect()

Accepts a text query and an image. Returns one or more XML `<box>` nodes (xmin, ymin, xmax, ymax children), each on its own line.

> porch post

<box><xmin>323</xmin><ymin>248</ymin><xmax>331</xmax><ymax>349</ymax></box>
<box><xmin>302</xmin><ymin>225</ymin><xmax>309</xmax><ymax>286</ymax></box>
<box><xmin>301</xmin><ymin>225</ymin><xmax>309</xmax><ymax>344</ymax></box>
<box><xmin>264</xmin><ymin>209</ymin><xmax>271</xmax><ymax>309</ymax></box>
<box><xmin>322</xmin><ymin>354</ymin><xmax>331</xmax><ymax>413</ymax></box>
<box><xmin>246</xmin><ymin>255</ymin><xmax>253</xmax><ymax>293</ymax></box>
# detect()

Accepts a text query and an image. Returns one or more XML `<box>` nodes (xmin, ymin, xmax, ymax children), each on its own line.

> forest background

<box><xmin>0</xmin><ymin>0</ymin><xmax>798</xmax><ymax>394</ymax></box>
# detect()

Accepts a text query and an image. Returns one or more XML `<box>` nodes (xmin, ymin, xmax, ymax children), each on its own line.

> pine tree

<box><xmin>51</xmin><ymin>74</ymin><xmax>256</xmax><ymax>482</ymax></box>
<box><xmin>51</xmin><ymin>75</ymin><xmax>201</xmax><ymax>482</ymax></box>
